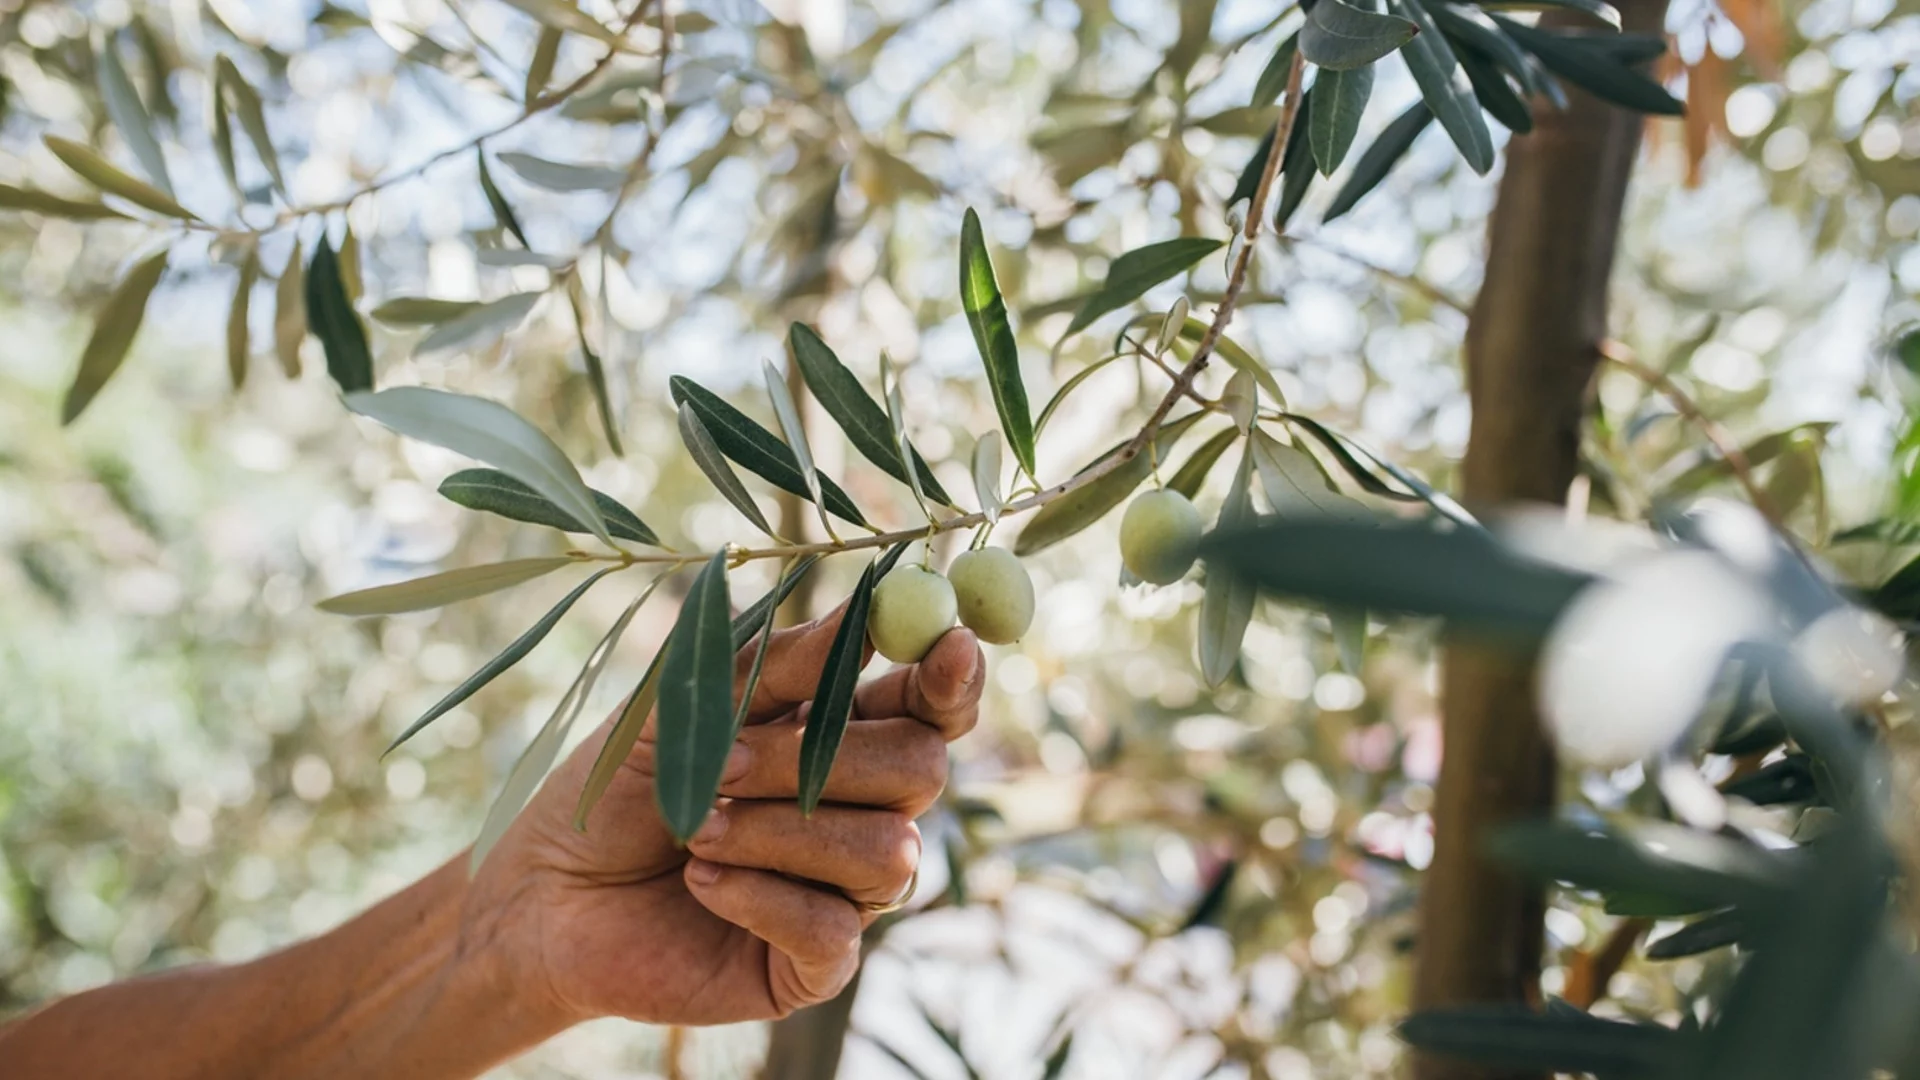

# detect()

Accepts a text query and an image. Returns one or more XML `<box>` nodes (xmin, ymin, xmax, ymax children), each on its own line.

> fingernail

<box><xmin>685</xmin><ymin>859</ymin><xmax>721</xmax><ymax>885</ymax></box>
<box><xmin>723</xmin><ymin>742</ymin><xmax>752</xmax><ymax>782</ymax></box>
<box><xmin>692</xmin><ymin>809</ymin><xmax>728</xmax><ymax>845</ymax></box>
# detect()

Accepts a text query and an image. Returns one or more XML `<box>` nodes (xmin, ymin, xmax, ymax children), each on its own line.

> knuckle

<box><xmin>901</xmin><ymin>729</ymin><xmax>950</xmax><ymax>797</ymax></box>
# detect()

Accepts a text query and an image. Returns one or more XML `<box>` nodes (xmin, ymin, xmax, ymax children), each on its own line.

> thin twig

<box><xmin>573</xmin><ymin>49</ymin><xmax>1312</xmax><ymax>573</ymax></box>
<box><xmin>1596</xmin><ymin>339</ymin><xmax>1783</xmax><ymax>529</ymax></box>
<box><xmin>188</xmin><ymin>0</ymin><xmax>659</xmax><ymax>234</ymax></box>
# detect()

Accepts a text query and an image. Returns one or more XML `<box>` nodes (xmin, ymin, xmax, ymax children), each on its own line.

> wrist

<box><xmin>455</xmin><ymin>854</ymin><xmax>585</xmax><ymax>1039</ymax></box>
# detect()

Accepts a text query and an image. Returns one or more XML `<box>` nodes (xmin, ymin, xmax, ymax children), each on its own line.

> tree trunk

<box><xmin>758</xmin><ymin>970</ymin><xmax>861</xmax><ymax>1080</ymax></box>
<box><xmin>1410</xmin><ymin>2</ymin><xmax>1666</xmax><ymax>1076</ymax></box>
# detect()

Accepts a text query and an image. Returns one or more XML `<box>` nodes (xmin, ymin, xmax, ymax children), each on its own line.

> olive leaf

<box><xmin>478</xmin><ymin>150</ymin><xmax>530</xmax><ymax>246</ymax></box>
<box><xmin>575</xmin><ymin>646</ymin><xmax>667</xmax><ymax>829</ymax></box>
<box><xmin>973</xmin><ymin>430</ymin><xmax>1006</xmax><ymax>523</ymax></box>
<box><xmin>1035</xmin><ymin>352</ymin><xmax>1126</xmax><ymax>435</ymax></box>
<box><xmin>471</xmin><ymin>578</ymin><xmax>659</xmax><ymax>874</ymax></box>
<box><xmin>213</xmin><ymin>55</ymin><xmax>286</xmax><ymax>196</ymax></box>
<box><xmin>1299</xmin><ymin>0</ymin><xmax>1418</xmax><ymax>70</ymax></box>
<box><xmin>1168</xmin><ymin>425</ymin><xmax>1240</xmax><ymax>499</ymax></box>
<box><xmin>1493</xmin><ymin>17</ymin><xmax>1683</xmax><ymax>116</ymax></box>
<box><xmin>337</xmin><ymin>222</ymin><xmax>364</xmax><ymax>304</ymax></box>
<box><xmin>731</xmin><ymin>555</ymin><xmax>822</xmax><ymax>651</ymax></box>
<box><xmin>273</xmin><ymin>237</ymin><xmax>306</xmax><ymax>377</ymax></box>
<box><xmin>413</xmin><ymin>291</ymin><xmax>543</xmax><ymax>359</ymax></box>
<box><xmin>96</xmin><ymin>34</ymin><xmax>173</xmax><ymax>197</ymax></box>
<box><xmin>798</xmin><ymin>556</ymin><xmax>882</xmax><ymax>815</ymax></box>
<box><xmin>1392</xmin><ymin>0</ymin><xmax>1495</xmax><ymax>174</ymax></box>
<box><xmin>653</xmin><ymin>550</ymin><xmax>735</xmax><ymax>842</ymax></box>
<box><xmin>679</xmin><ymin>403</ymin><xmax>778</xmax><ymax>538</ymax></box>
<box><xmin>1140</xmin><ymin>314</ymin><xmax>1285</xmax><ymax>403</ymax></box>
<box><xmin>960</xmin><ymin>207</ymin><xmax>1037</xmax><ymax>478</ymax></box>
<box><xmin>1198</xmin><ymin>445</ymin><xmax>1257</xmax><ymax>687</ymax></box>
<box><xmin>1064</xmin><ymin>236</ymin><xmax>1224</xmax><ymax>338</ymax></box>
<box><xmin>881</xmin><ymin>353</ymin><xmax>935</xmax><ymax>520</ymax></box>
<box><xmin>1310</xmin><ymin>63</ymin><xmax>1376</xmax><ymax>175</ymax></box>
<box><xmin>306</xmin><ymin>234</ymin><xmax>373</xmax><ymax>393</ymax></box>
<box><xmin>763</xmin><ymin>357</ymin><xmax>834</xmax><ymax>540</ymax></box>
<box><xmin>790</xmin><ymin>323</ymin><xmax>953</xmax><ymax>505</ymax></box>
<box><xmin>498</xmin><ymin>0</ymin><xmax>625</xmax><ymax>45</ymax></box>
<box><xmin>0</xmin><ymin>183</ymin><xmax>126</xmax><ymax>220</ymax></box>
<box><xmin>226</xmin><ymin>243</ymin><xmax>259</xmax><ymax>390</ymax></box>
<box><xmin>1251</xmin><ymin>32</ymin><xmax>1300</xmax><ymax>108</ymax></box>
<box><xmin>497</xmin><ymin>151</ymin><xmax>626</xmax><ymax>191</ymax></box>
<box><xmin>317</xmin><ymin>556</ymin><xmax>577</xmax><ymax>616</ymax></box>
<box><xmin>1324</xmin><ymin>101</ymin><xmax>1434</xmax><ymax>221</ymax></box>
<box><xmin>372</xmin><ymin>297</ymin><xmax>483</xmax><ymax>326</ymax></box>
<box><xmin>345</xmin><ymin>387</ymin><xmax>614</xmax><ymax>548</ymax></box>
<box><xmin>1014</xmin><ymin>412</ymin><xmax>1203</xmax><ymax>555</ymax></box>
<box><xmin>62</xmin><ymin>248</ymin><xmax>169</xmax><ymax>424</ymax></box>
<box><xmin>438</xmin><ymin>468</ymin><xmax>659</xmax><ymax>545</ymax></box>
<box><xmin>525</xmin><ymin>26</ymin><xmax>564</xmax><ymax>103</ymax></box>
<box><xmin>1251</xmin><ymin>430</ymin><xmax>1365</xmax><ymax>516</ymax></box>
<box><xmin>387</xmin><ymin>567</ymin><xmax>617</xmax><ymax>755</ymax></box>
<box><xmin>44</xmin><ymin>135</ymin><xmax>196</xmax><ymax>220</ymax></box>
<box><xmin>669</xmin><ymin>376</ymin><xmax>869</xmax><ymax>526</ymax></box>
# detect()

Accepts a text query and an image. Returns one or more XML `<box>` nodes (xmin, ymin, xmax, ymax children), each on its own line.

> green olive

<box><xmin>948</xmin><ymin>547</ymin><xmax>1036</xmax><ymax>645</ymax></box>
<box><xmin>867</xmin><ymin>564</ymin><xmax>958</xmax><ymax>663</ymax></box>
<box><xmin>1119</xmin><ymin>489</ymin><xmax>1202</xmax><ymax>585</ymax></box>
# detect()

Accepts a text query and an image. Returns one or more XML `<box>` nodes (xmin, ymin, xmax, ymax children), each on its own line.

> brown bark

<box><xmin>1410</xmin><ymin>2</ymin><xmax>1667</xmax><ymax>1077</ymax></box>
<box><xmin>758</xmin><ymin>970</ymin><xmax>861</xmax><ymax>1080</ymax></box>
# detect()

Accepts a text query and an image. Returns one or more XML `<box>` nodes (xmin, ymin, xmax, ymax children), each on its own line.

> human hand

<box><xmin>463</xmin><ymin>601</ymin><xmax>985</xmax><ymax>1028</ymax></box>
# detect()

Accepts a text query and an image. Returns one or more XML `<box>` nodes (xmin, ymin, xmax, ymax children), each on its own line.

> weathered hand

<box><xmin>465</xmin><ymin>602</ymin><xmax>985</xmax><ymax>1028</ymax></box>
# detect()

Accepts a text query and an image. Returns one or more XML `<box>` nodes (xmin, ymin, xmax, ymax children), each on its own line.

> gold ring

<box><xmin>855</xmin><ymin>867</ymin><xmax>918</xmax><ymax>915</ymax></box>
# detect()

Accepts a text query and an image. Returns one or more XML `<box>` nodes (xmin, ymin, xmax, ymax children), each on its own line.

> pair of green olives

<box><xmin>868</xmin><ymin>547</ymin><xmax>1036</xmax><ymax>662</ymax></box>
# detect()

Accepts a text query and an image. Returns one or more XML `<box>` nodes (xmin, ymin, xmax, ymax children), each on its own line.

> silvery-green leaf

<box><xmin>1223</xmin><ymin>369</ymin><xmax>1258</xmax><ymax>432</ymax></box>
<box><xmin>1168</xmin><ymin>425</ymin><xmax>1240</xmax><ymax>499</ymax></box>
<box><xmin>0</xmin><ymin>182</ymin><xmax>126</xmax><ymax>220</ymax></box>
<box><xmin>62</xmin><ymin>248</ymin><xmax>168</xmax><ymax>424</ymax></box>
<box><xmin>227</xmin><ymin>242</ymin><xmax>258</xmax><ymax>390</ymax></box>
<box><xmin>388</xmin><ymin>567</ymin><xmax>615</xmax><ymax>754</ymax></box>
<box><xmin>44</xmin><ymin>135</ymin><xmax>196</xmax><ymax>220</ymax></box>
<box><xmin>1015</xmin><ymin>412</ymin><xmax>1203</xmax><ymax>555</ymax></box>
<box><xmin>1251</xmin><ymin>430</ymin><xmax>1364</xmax><ymax>517</ymax></box>
<box><xmin>475</xmin><ymin>248</ymin><xmax>573</xmax><ymax>269</ymax></box>
<box><xmin>1198</xmin><ymin>446</ymin><xmax>1257</xmax><ymax>687</ymax></box>
<box><xmin>575</xmin><ymin>646</ymin><xmax>666</xmax><ymax>829</ymax></box>
<box><xmin>96</xmin><ymin>34</ymin><xmax>172</xmax><ymax>197</ymax></box>
<box><xmin>273</xmin><ymin>237</ymin><xmax>305</xmax><ymax>377</ymax></box>
<box><xmin>763</xmin><ymin>357</ymin><xmax>833</xmax><ymax>538</ymax></box>
<box><xmin>1392</xmin><ymin>0</ymin><xmax>1495</xmax><ymax>174</ymax></box>
<box><xmin>654</xmin><ymin>550</ymin><xmax>735</xmax><ymax>842</ymax></box>
<box><xmin>346</xmin><ymin>387</ymin><xmax>613</xmax><ymax>547</ymax></box>
<box><xmin>372</xmin><ymin>297</ymin><xmax>482</xmax><ymax>326</ymax></box>
<box><xmin>1156</xmin><ymin>297</ymin><xmax>1190</xmax><ymax>358</ymax></box>
<box><xmin>471</xmin><ymin>578</ymin><xmax>658</xmax><ymax>874</ymax></box>
<box><xmin>973</xmin><ymin>430</ymin><xmax>1005</xmax><ymax>523</ymax></box>
<box><xmin>679</xmin><ymin>403</ymin><xmax>777</xmax><ymax>538</ymax></box>
<box><xmin>882</xmin><ymin>353</ymin><xmax>932</xmax><ymax>520</ymax></box>
<box><xmin>790</xmin><ymin>324</ymin><xmax>953</xmax><ymax>505</ymax></box>
<box><xmin>318</xmin><ymin>556</ymin><xmax>576</xmax><ymax>615</ymax></box>
<box><xmin>214</xmin><ymin>55</ymin><xmax>285</xmax><ymax>195</ymax></box>
<box><xmin>497</xmin><ymin>151</ymin><xmax>626</xmax><ymax>191</ymax></box>
<box><xmin>498</xmin><ymin>0</ymin><xmax>623</xmax><ymax>44</ymax></box>
<box><xmin>479</xmin><ymin>150</ymin><xmax>529</xmax><ymax>246</ymax></box>
<box><xmin>733</xmin><ymin>558</ymin><xmax>805</xmax><ymax>732</ymax></box>
<box><xmin>525</xmin><ymin>25</ymin><xmax>564</xmax><ymax>103</ymax></box>
<box><xmin>1035</xmin><ymin>352</ymin><xmax>1125</xmax><ymax>436</ymax></box>
<box><xmin>413</xmin><ymin>291</ymin><xmax>543</xmax><ymax>358</ymax></box>
<box><xmin>960</xmin><ymin>207</ymin><xmax>1036</xmax><ymax>477</ymax></box>
<box><xmin>337</xmin><ymin>221</ymin><xmax>364</xmax><ymax>303</ymax></box>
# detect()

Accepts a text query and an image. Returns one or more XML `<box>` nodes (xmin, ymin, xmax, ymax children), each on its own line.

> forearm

<box><xmin>0</xmin><ymin>856</ymin><xmax>570</xmax><ymax>1080</ymax></box>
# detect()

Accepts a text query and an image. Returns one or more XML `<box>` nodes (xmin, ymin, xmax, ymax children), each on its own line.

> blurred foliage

<box><xmin>0</xmin><ymin>0</ymin><xmax>1915</xmax><ymax>1077</ymax></box>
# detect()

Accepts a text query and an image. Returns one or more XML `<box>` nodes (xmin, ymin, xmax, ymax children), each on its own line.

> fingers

<box><xmin>682</xmin><ymin>860</ymin><xmax>862</xmax><ymax>1009</ymax></box>
<box><xmin>850</xmin><ymin>628</ymin><xmax>985</xmax><ymax>741</ymax></box>
<box><xmin>720</xmin><ymin>713</ymin><xmax>948</xmax><ymax>813</ymax></box>
<box><xmin>732</xmin><ymin>600</ymin><xmax>874</xmax><ymax>725</ymax></box>
<box><xmin>687</xmin><ymin>802</ymin><xmax>920</xmax><ymax>907</ymax></box>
